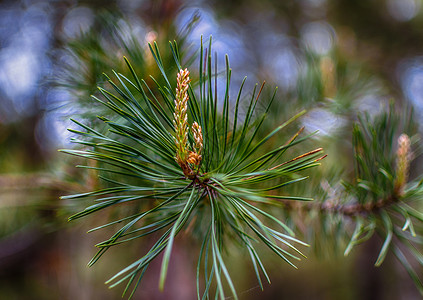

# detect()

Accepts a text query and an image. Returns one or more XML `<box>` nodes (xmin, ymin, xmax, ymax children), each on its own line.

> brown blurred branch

<box><xmin>0</xmin><ymin>173</ymin><xmax>81</xmax><ymax>193</ymax></box>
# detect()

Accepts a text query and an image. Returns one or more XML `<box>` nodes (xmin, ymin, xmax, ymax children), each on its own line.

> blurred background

<box><xmin>0</xmin><ymin>0</ymin><xmax>423</xmax><ymax>299</ymax></box>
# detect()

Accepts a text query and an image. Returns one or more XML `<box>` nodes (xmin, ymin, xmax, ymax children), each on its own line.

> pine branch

<box><xmin>62</xmin><ymin>37</ymin><xmax>324</xmax><ymax>299</ymax></box>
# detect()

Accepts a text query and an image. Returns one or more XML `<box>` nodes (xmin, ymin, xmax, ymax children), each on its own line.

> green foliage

<box><xmin>263</xmin><ymin>105</ymin><xmax>423</xmax><ymax>295</ymax></box>
<box><xmin>292</xmin><ymin>106</ymin><xmax>423</xmax><ymax>293</ymax></box>
<box><xmin>342</xmin><ymin>107</ymin><xmax>423</xmax><ymax>292</ymax></box>
<box><xmin>61</xmin><ymin>38</ymin><xmax>324</xmax><ymax>299</ymax></box>
<box><xmin>57</xmin><ymin>12</ymin><xmax>198</xmax><ymax>117</ymax></box>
